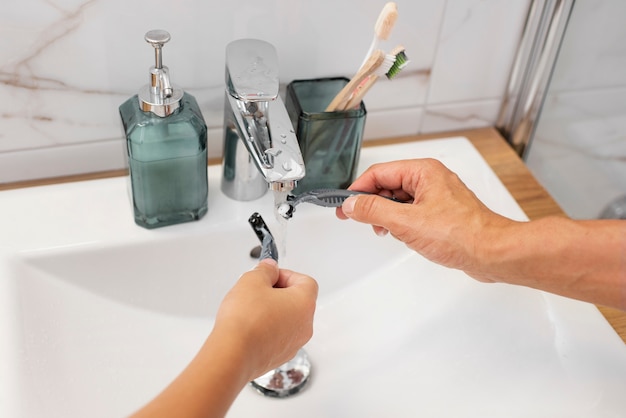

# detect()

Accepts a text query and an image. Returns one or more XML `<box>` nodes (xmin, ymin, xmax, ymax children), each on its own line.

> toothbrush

<box><xmin>344</xmin><ymin>45</ymin><xmax>409</xmax><ymax>110</ymax></box>
<box><xmin>248</xmin><ymin>212</ymin><xmax>279</xmax><ymax>261</ymax></box>
<box><xmin>325</xmin><ymin>49</ymin><xmax>387</xmax><ymax>112</ymax></box>
<box><xmin>277</xmin><ymin>188</ymin><xmax>405</xmax><ymax>219</ymax></box>
<box><xmin>323</xmin><ymin>46</ymin><xmax>407</xmax><ymax>173</ymax></box>
<box><xmin>325</xmin><ymin>3</ymin><xmax>397</xmax><ymax>112</ymax></box>
<box><xmin>339</xmin><ymin>50</ymin><xmax>397</xmax><ymax>111</ymax></box>
<box><xmin>360</xmin><ymin>2</ymin><xmax>398</xmax><ymax>69</ymax></box>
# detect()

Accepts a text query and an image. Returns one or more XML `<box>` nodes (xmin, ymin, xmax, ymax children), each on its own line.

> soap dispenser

<box><xmin>119</xmin><ymin>30</ymin><xmax>208</xmax><ymax>229</ymax></box>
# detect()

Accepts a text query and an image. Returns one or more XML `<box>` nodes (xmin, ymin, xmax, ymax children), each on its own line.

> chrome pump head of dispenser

<box><xmin>138</xmin><ymin>29</ymin><xmax>184</xmax><ymax>117</ymax></box>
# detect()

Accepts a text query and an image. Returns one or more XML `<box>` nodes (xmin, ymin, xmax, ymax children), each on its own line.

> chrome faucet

<box><xmin>221</xmin><ymin>39</ymin><xmax>305</xmax><ymax>201</ymax></box>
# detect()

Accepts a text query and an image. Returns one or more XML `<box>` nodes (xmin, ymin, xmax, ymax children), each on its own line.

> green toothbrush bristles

<box><xmin>386</xmin><ymin>50</ymin><xmax>409</xmax><ymax>79</ymax></box>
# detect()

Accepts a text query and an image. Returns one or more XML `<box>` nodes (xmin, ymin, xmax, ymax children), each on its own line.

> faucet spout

<box><xmin>221</xmin><ymin>39</ymin><xmax>305</xmax><ymax>201</ymax></box>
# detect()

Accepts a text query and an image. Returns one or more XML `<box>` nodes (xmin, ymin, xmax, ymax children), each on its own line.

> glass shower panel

<box><xmin>525</xmin><ymin>0</ymin><xmax>626</xmax><ymax>219</ymax></box>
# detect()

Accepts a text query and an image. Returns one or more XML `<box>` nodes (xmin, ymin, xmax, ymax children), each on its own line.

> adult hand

<box><xmin>336</xmin><ymin>159</ymin><xmax>513</xmax><ymax>281</ymax></box>
<box><xmin>336</xmin><ymin>159</ymin><xmax>626</xmax><ymax>311</ymax></box>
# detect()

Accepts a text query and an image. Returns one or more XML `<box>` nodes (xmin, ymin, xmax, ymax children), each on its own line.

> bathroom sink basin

<box><xmin>1</xmin><ymin>138</ymin><xmax>625</xmax><ymax>417</ymax></box>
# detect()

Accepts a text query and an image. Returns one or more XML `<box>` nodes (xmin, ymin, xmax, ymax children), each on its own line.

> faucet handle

<box><xmin>225</xmin><ymin>39</ymin><xmax>279</xmax><ymax>101</ymax></box>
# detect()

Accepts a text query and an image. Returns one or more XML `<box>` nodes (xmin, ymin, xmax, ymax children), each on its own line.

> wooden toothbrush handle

<box><xmin>325</xmin><ymin>50</ymin><xmax>385</xmax><ymax>112</ymax></box>
<box><xmin>343</xmin><ymin>74</ymin><xmax>379</xmax><ymax>110</ymax></box>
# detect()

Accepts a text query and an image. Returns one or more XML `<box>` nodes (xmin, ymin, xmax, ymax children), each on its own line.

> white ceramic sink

<box><xmin>1</xmin><ymin>138</ymin><xmax>625</xmax><ymax>417</ymax></box>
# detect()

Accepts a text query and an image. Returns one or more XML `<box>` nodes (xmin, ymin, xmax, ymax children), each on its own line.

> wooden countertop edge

<box><xmin>2</xmin><ymin>127</ymin><xmax>625</xmax><ymax>344</ymax></box>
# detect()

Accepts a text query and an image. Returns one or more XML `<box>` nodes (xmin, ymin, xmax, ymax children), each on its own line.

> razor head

<box><xmin>277</xmin><ymin>202</ymin><xmax>296</xmax><ymax>219</ymax></box>
<box><xmin>248</xmin><ymin>212</ymin><xmax>279</xmax><ymax>261</ymax></box>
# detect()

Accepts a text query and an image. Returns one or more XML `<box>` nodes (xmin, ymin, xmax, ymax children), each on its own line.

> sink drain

<box><xmin>250</xmin><ymin>349</ymin><xmax>311</xmax><ymax>398</ymax></box>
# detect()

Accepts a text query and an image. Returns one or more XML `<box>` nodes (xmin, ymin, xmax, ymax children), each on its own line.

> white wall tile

<box><xmin>426</xmin><ymin>0</ymin><xmax>530</xmax><ymax>104</ymax></box>
<box><xmin>0</xmin><ymin>139</ymin><xmax>126</xmax><ymax>184</ymax></box>
<box><xmin>420</xmin><ymin>98</ymin><xmax>501</xmax><ymax>134</ymax></box>
<box><xmin>0</xmin><ymin>0</ymin><xmax>531</xmax><ymax>182</ymax></box>
<box><xmin>363</xmin><ymin>107</ymin><xmax>424</xmax><ymax>140</ymax></box>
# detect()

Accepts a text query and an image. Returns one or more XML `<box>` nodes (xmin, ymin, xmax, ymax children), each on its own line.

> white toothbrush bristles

<box><xmin>378</xmin><ymin>52</ymin><xmax>396</xmax><ymax>76</ymax></box>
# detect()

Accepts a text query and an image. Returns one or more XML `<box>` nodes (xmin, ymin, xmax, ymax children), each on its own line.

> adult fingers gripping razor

<box><xmin>277</xmin><ymin>188</ymin><xmax>405</xmax><ymax>219</ymax></box>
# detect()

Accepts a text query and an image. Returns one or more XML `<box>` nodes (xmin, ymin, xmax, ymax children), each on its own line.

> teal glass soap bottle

<box><xmin>119</xmin><ymin>30</ymin><xmax>208</xmax><ymax>229</ymax></box>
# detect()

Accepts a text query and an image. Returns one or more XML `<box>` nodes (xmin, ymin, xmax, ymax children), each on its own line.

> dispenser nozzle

<box><xmin>138</xmin><ymin>29</ymin><xmax>183</xmax><ymax>117</ymax></box>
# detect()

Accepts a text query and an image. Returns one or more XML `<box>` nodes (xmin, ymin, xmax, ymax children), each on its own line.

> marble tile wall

<box><xmin>525</xmin><ymin>0</ymin><xmax>626</xmax><ymax>219</ymax></box>
<box><xmin>0</xmin><ymin>0</ymin><xmax>530</xmax><ymax>183</ymax></box>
